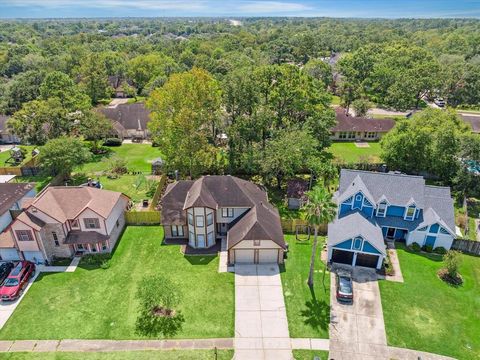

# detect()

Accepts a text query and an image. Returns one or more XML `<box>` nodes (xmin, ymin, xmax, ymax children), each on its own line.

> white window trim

<box><xmin>376</xmin><ymin>202</ymin><xmax>388</xmax><ymax>217</ymax></box>
<box><xmin>404</xmin><ymin>205</ymin><xmax>416</xmax><ymax>221</ymax></box>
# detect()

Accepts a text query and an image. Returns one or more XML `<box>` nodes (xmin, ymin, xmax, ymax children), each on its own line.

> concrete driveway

<box><xmin>329</xmin><ymin>266</ymin><xmax>387</xmax><ymax>360</ymax></box>
<box><xmin>234</xmin><ymin>264</ymin><xmax>293</xmax><ymax>360</ymax></box>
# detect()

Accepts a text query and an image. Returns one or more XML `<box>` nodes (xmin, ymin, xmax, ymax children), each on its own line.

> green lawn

<box><xmin>293</xmin><ymin>350</ymin><xmax>329</xmax><ymax>360</ymax></box>
<box><xmin>0</xmin><ymin>226</ymin><xmax>234</xmax><ymax>340</ymax></box>
<box><xmin>79</xmin><ymin>144</ymin><xmax>163</xmax><ymax>174</ymax></box>
<box><xmin>329</xmin><ymin>142</ymin><xmax>382</xmax><ymax>163</ymax></box>
<box><xmin>0</xmin><ymin>350</ymin><xmax>233</xmax><ymax>360</ymax></box>
<box><xmin>0</xmin><ymin>146</ymin><xmax>36</xmax><ymax>166</ymax></box>
<box><xmin>281</xmin><ymin>235</ymin><xmax>330</xmax><ymax>339</ymax></box>
<box><xmin>379</xmin><ymin>245</ymin><xmax>480</xmax><ymax>359</ymax></box>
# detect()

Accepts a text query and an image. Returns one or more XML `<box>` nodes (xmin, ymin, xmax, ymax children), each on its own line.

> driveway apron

<box><xmin>234</xmin><ymin>264</ymin><xmax>293</xmax><ymax>360</ymax></box>
<box><xmin>329</xmin><ymin>266</ymin><xmax>388</xmax><ymax>360</ymax></box>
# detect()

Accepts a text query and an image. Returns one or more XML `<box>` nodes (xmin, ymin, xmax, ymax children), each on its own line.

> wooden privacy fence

<box><xmin>280</xmin><ymin>218</ymin><xmax>327</xmax><ymax>235</ymax></box>
<box><xmin>0</xmin><ymin>155</ymin><xmax>41</xmax><ymax>176</ymax></box>
<box><xmin>451</xmin><ymin>239</ymin><xmax>480</xmax><ymax>256</ymax></box>
<box><xmin>149</xmin><ymin>175</ymin><xmax>167</xmax><ymax>211</ymax></box>
<box><xmin>125</xmin><ymin>210</ymin><xmax>161</xmax><ymax>225</ymax></box>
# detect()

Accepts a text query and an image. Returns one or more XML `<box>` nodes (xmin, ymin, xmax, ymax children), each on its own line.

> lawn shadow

<box><xmin>184</xmin><ymin>256</ymin><xmax>215</xmax><ymax>265</ymax></box>
<box><xmin>299</xmin><ymin>286</ymin><xmax>330</xmax><ymax>333</ymax></box>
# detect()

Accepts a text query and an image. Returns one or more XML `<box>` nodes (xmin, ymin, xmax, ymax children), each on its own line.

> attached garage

<box><xmin>258</xmin><ymin>249</ymin><xmax>279</xmax><ymax>264</ymax></box>
<box><xmin>234</xmin><ymin>249</ymin><xmax>254</xmax><ymax>264</ymax></box>
<box><xmin>0</xmin><ymin>248</ymin><xmax>20</xmax><ymax>261</ymax></box>
<box><xmin>22</xmin><ymin>251</ymin><xmax>44</xmax><ymax>264</ymax></box>
<box><xmin>355</xmin><ymin>253</ymin><xmax>380</xmax><ymax>268</ymax></box>
<box><xmin>328</xmin><ymin>213</ymin><xmax>387</xmax><ymax>270</ymax></box>
<box><xmin>331</xmin><ymin>249</ymin><xmax>354</xmax><ymax>265</ymax></box>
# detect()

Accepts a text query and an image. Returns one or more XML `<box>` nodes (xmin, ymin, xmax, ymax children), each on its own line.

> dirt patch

<box><xmin>355</xmin><ymin>142</ymin><xmax>370</xmax><ymax>148</ymax></box>
<box><xmin>152</xmin><ymin>306</ymin><xmax>176</xmax><ymax>318</ymax></box>
<box><xmin>437</xmin><ymin>268</ymin><xmax>463</xmax><ymax>286</ymax></box>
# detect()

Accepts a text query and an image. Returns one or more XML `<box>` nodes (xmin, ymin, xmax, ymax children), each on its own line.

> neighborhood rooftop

<box><xmin>0</xmin><ymin>183</ymin><xmax>35</xmax><ymax>215</ymax></box>
<box><xmin>332</xmin><ymin>108</ymin><xmax>396</xmax><ymax>133</ymax></box>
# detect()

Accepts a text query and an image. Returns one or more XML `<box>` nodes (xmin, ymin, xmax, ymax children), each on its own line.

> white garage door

<box><xmin>0</xmin><ymin>248</ymin><xmax>20</xmax><ymax>261</ymax></box>
<box><xmin>22</xmin><ymin>251</ymin><xmax>44</xmax><ymax>264</ymax></box>
<box><xmin>258</xmin><ymin>249</ymin><xmax>279</xmax><ymax>264</ymax></box>
<box><xmin>235</xmin><ymin>249</ymin><xmax>254</xmax><ymax>264</ymax></box>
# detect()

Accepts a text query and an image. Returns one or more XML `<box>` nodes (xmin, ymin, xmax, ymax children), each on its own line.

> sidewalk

<box><xmin>0</xmin><ymin>339</ymin><xmax>234</xmax><ymax>353</ymax></box>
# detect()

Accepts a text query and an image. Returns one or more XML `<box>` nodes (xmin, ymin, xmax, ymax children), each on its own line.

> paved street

<box><xmin>234</xmin><ymin>264</ymin><xmax>293</xmax><ymax>360</ymax></box>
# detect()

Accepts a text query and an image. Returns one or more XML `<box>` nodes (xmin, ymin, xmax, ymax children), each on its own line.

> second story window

<box><xmin>196</xmin><ymin>215</ymin><xmax>204</xmax><ymax>227</ymax></box>
<box><xmin>405</xmin><ymin>206</ymin><xmax>416</xmax><ymax>220</ymax></box>
<box><xmin>16</xmin><ymin>230</ymin><xmax>33</xmax><ymax>242</ymax></box>
<box><xmin>207</xmin><ymin>213</ymin><xmax>214</xmax><ymax>226</ymax></box>
<box><xmin>84</xmin><ymin>218</ymin><xmax>100</xmax><ymax>229</ymax></box>
<box><xmin>222</xmin><ymin>208</ymin><xmax>234</xmax><ymax>218</ymax></box>
<box><xmin>376</xmin><ymin>202</ymin><xmax>387</xmax><ymax>217</ymax></box>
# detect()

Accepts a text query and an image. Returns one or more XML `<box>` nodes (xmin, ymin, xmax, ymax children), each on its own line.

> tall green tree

<box><xmin>147</xmin><ymin>68</ymin><xmax>221</xmax><ymax>177</ymax></box>
<box><xmin>39</xmin><ymin>71</ymin><xmax>90</xmax><ymax>111</ymax></box>
<box><xmin>39</xmin><ymin>137</ymin><xmax>91</xmax><ymax>180</ymax></box>
<box><xmin>78</xmin><ymin>53</ymin><xmax>110</xmax><ymax>105</ymax></box>
<box><xmin>302</xmin><ymin>185</ymin><xmax>337</xmax><ymax>288</ymax></box>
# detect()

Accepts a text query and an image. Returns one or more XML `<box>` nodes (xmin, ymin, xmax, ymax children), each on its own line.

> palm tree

<box><xmin>302</xmin><ymin>184</ymin><xmax>337</xmax><ymax>288</ymax></box>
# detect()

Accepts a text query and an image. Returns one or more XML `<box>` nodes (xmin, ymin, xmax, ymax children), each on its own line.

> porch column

<box><xmin>376</xmin><ymin>255</ymin><xmax>383</xmax><ymax>270</ymax></box>
<box><xmin>352</xmin><ymin>252</ymin><xmax>357</xmax><ymax>267</ymax></box>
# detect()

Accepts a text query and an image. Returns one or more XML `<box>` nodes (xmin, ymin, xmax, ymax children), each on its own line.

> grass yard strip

<box><xmin>0</xmin><ymin>145</ymin><xmax>36</xmax><ymax>166</ymax></box>
<box><xmin>0</xmin><ymin>226</ymin><xmax>234</xmax><ymax>340</ymax></box>
<box><xmin>79</xmin><ymin>144</ymin><xmax>163</xmax><ymax>174</ymax></box>
<box><xmin>0</xmin><ymin>350</ymin><xmax>234</xmax><ymax>360</ymax></box>
<box><xmin>292</xmin><ymin>350</ymin><xmax>329</xmax><ymax>360</ymax></box>
<box><xmin>379</xmin><ymin>244</ymin><xmax>480</xmax><ymax>360</ymax></box>
<box><xmin>281</xmin><ymin>235</ymin><xmax>330</xmax><ymax>339</ymax></box>
<box><xmin>328</xmin><ymin>142</ymin><xmax>382</xmax><ymax>163</ymax></box>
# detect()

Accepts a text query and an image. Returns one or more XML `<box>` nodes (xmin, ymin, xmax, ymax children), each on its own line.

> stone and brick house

<box><xmin>7</xmin><ymin>186</ymin><xmax>129</xmax><ymax>263</ymax></box>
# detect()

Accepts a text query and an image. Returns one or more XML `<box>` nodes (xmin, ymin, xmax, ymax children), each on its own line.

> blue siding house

<box><xmin>327</xmin><ymin>170</ymin><xmax>456</xmax><ymax>269</ymax></box>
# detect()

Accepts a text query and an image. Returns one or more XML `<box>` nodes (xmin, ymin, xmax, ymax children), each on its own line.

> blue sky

<box><xmin>0</xmin><ymin>0</ymin><xmax>479</xmax><ymax>18</ymax></box>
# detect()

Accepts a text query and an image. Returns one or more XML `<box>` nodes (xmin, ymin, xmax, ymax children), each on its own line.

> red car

<box><xmin>0</xmin><ymin>261</ymin><xmax>35</xmax><ymax>301</ymax></box>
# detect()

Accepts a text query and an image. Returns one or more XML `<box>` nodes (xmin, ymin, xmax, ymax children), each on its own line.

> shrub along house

<box><xmin>327</xmin><ymin>169</ymin><xmax>456</xmax><ymax>269</ymax></box>
<box><xmin>160</xmin><ymin>175</ymin><xmax>286</xmax><ymax>264</ymax></box>
<box><xmin>331</xmin><ymin>108</ymin><xmax>396</xmax><ymax>141</ymax></box>
<box><xmin>7</xmin><ymin>186</ymin><xmax>129</xmax><ymax>263</ymax></box>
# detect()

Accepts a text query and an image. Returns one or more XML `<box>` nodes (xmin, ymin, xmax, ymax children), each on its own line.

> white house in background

<box><xmin>8</xmin><ymin>186</ymin><xmax>129</xmax><ymax>264</ymax></box>
<box><xmin>160</xmin><ymin>175</ymin><xmax>286</xmax><ymax>265</ymax></box>
<box><xmin>328</xmin><ymin>169</ymin><xmax>456</xmax><ymax>269</ymax></box>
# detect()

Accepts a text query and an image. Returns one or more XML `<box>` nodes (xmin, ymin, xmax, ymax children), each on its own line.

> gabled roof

<box><xmin>98</xmin><ymin>103</ymin><xmax>150</xmax><ymax>132</ymax></box>
<box><xmin>328</xmin><ymin>212</ymin><xmax>386</xmax><ymax>255</ymax></box>
<box><xmin>15</xmin><ymin>211</ymin><xmax>45</xmax><ymax>231</ymax></box>
<box><xmin>339</xmin><ymin>169</ymin><xmax>426</xmax><ymax>208</ymax></box>
<box><xmin>227</xmin><ymin>202</ymin><xmax>285</xmax><ymax>249</ymax></box>
<box><xmin>337</xmin><ymin>175</ymin><xmax>375</xmax><ymax>205</ymax></box>
<box><xmin>332</xmin><ymin>108</ymin><xmax>396</xmax><ymax>133</ymax></box>
<box><xmin>422</xmin><ymin>186</ymin><xmax>456</xmax><ymax>233</ymax></box>
<box><xmin>30</xmin><ymin>186</ymin><xmax>127</xmax><ymax>223</ymax></box>
<box><xmin>0</xmin><ymin>183</ymin><xmax>35</xmax><ymax>215</ymax></box>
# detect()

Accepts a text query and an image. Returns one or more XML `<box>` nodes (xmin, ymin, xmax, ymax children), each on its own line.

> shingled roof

<box><xmin>0</xmin><ymin>183</ymin><xmax>35</xmax><ymax>215</ymax></box>
<box><xmin>160</xmin><ymin>176</ymin><xmax>285</xmax><ymax>249</ymax></box>
<box><xmin>332</xmin><ymin>108</ymin><xmax>396</xmax><ymax>133</ymax></box>
<box><xmin>98</xmin><ymin>103</ymin><xmax>150</xmax><ymax>132</ymax></box>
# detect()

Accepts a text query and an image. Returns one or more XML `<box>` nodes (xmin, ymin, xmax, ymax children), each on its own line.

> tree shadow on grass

<box><xmin>184</xmin><ymin>256</ymin><xmax>215</xmax><ymax>265</ymax></box>
<box><xmin>299</xmin><ymin>286</ymin><xmax>330</xmax><ymax>333</ymax></box>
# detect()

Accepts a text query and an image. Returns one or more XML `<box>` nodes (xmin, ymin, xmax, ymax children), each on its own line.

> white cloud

<box><xmin>237</xmin><ymin>1</ymin><xmax>311</xmax><ymax>13</ymax></box>
<box><xmin>4</xmin><ymin>0</ymin><xmax>207</xmax><ymax>10</ymax></box>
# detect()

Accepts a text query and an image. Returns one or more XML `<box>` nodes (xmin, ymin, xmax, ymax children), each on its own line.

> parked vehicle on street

<box><xmin>0</xmin><ymin>261</ymin><xmax>35</xmax><ymax>301</ymax></box>
<box><xmin>434</xmin><ymin>98</ymin><xmax>446</xmax><ymax>107</ymax></box>
<box><xmin>336</xmin><ymin>273</ymin><xmax>353</xmax><ymax>303</ymax></box>
<box><xmin>0</xmin><ymin>262</ymin><xmax>14</xmax><ymax>285</ymax></box>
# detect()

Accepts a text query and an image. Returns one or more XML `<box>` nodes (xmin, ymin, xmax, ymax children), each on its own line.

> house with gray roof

<box><xmin>160</xmin><ymin>175</ymin><xmax>286</xmax><ymax>265</ymax></box>
<box><xmin>327</xmin><ymin>169</ymin><xmax>456</xmax><ymax>269</ymax></box>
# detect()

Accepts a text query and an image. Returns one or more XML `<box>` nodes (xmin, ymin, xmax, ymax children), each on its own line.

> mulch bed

<box><xmin>152</xmin><ymin>306</ymin><xmax>176</xmax><ymax>318</ymax></box>
<box><xmin>437</xmin><ymin>268</ymin><xmax>463</xmax><ymax>286</ymax></box>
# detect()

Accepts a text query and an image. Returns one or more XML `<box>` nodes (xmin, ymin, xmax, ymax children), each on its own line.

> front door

<box><xmin>387</xmin><ymin>228</ymin><xmax>395</xmax><ymax>239</ymax></box>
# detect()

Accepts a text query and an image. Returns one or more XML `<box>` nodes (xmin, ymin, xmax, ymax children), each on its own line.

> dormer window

<box><xmin>376</xmin><ymin>201</ymin><xmax>387</xmax><ymax>217</ymax></box>
<box><xmin>405</xmin><ymin>205</ymin><xmax>416</xmax><ymax>221</ymax></box>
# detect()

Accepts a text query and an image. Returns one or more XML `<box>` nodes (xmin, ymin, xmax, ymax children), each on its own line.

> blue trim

<box><xmin>334</xmin><ymin>239</ymin><xmax>353</xmax><ymax>250</ymax></box>
<box><xmin>430</xmin><ymin>224</ymin><xmax>440</xmax><ymax>234</ymax></box>
<box><xmin>353</xmin><ymin>192</ymin><xmax>363</xmax><ymax>210</ymax></box>
<box><xmin>362</xmin><ymin>241</ymin><xmax>381</xmax><ymax>254</ymax></box>
<box><xmin>353</xmin><ymin>237</ymin><xmax>363</xmax><ymax>250</ymax></box>
<box><xmin>382</xmin><ymin>227</ymin><xmax>388</xmax><ymax>237</ymax></box>
<box><xmin>340</xmin><ymin>203</ymin><xmax>351</xmax><ymax>216</ymax></box>
<box><xmin>362</xmin><ymin>206</ymin><xmax>374</xmax><ymax>218</ymax></box>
